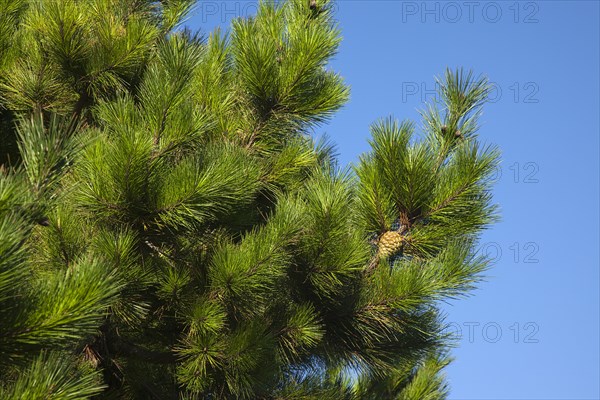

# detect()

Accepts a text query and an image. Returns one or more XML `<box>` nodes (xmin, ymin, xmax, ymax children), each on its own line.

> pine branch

<box><xmin>112</xmin><ymin>339</ymin><xmax>177</xmax><ymax>364</ymax></box>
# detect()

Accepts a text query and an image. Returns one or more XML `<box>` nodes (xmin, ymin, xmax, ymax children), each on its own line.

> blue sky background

<box><xmin>188</xmin><ymin>1</ymin><xmax>600</xmax><ymax>399</ymax></box>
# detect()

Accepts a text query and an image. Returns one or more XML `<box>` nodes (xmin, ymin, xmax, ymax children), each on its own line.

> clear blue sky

<box><xmin>188</xmin><ymin>1</ymin><xmax>600</xmax><ymax>398</ymax></box>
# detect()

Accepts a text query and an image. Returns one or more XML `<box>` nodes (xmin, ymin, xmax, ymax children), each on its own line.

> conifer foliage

<box><xmin>0</xmin><ymin>0</ymin><xmax>499</xmax><ymax>398</ymax></box>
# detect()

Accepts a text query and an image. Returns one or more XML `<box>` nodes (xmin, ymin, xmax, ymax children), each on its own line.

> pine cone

<box><xmin>309</xmin><ymin>0</ymin><xmax>317</xmax><ymax>10</ymax></box>
<box><xmin>378</xmin><ymin>231</ymin><xmax>404</xmax><ymax>258</ymax></box>
<box><xmin>441</xmin><ymin>125</ymin><xmax>448</xmax><ymax>134</ymax></box>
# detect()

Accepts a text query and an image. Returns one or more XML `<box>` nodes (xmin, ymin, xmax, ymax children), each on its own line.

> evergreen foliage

<box><xmin>0</xmin><ymin>0</ymin><xmax>499</xmax><ymax>398</ymax></box>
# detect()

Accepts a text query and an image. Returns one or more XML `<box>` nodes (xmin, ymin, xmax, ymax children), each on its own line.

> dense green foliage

<box><xmin>0</xmin><ymin>0</ymin><xmax>499</xmax><ymax>398</ymax></box>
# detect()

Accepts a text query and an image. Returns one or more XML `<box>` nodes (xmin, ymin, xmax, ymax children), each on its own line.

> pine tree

<box><xmin>0</xmin><ymin>0</ymin><xmax>499</xmax><ymax>398</ymax></box>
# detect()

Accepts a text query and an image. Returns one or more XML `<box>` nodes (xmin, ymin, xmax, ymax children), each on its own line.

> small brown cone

<box><xmin>378</xmin><ymin>231</ymin><xmax>404</xmax><ymax>258</ymax></box>
<box><xmin>309</xmin><ymin>0</ymin><xmax>317</xmax><ymax>9</ymax></box>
